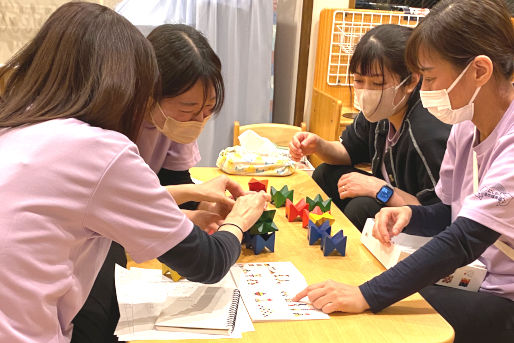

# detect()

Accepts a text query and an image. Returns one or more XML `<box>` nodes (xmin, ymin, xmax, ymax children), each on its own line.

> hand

<box><xmin>372</xmin><ymin>206</ymin><xmax>412</xmax><ymax>246</ymax></box>
<box><xmin>183</xmin><ymin>209</ymin><xmax>223</xmax><ymax>234</ymax></box>
<box><xmin>337</xmin><ymin>172</ymin><xmax>384</xmax><ymax>199</ymax></box>
<box><xmin>196</xmin><ymin>175</ymin><xmax>246</xmax><ymax>208</ymax></box>
<box><xmin>289</xmin><ymin>132</ymin><xmax>320</xmax><ymax>162</ymax></box>
<box><xmin>292</xmin><ymin>280</ymin><xmax>369</xmax><ymax>314</ymax></box>
<box><xmin>224</xmin><ymin>191</ymin><xmax>271</xmax><ymax>231</ymax></box>
<box><xmin>197</xmin><ymin>201</ymin><xmax>232</xmax><ymax>219</ymax></box>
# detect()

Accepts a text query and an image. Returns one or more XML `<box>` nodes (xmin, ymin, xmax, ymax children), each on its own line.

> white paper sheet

<box><xmin>114</xmin><ymin>265</ymin><xmax>254</xmax><ymax>340</ymax></box>
<box><xmin>230</xmin><ymin>262</ymin><xmax>330</xmax><ymax>322</ymax></box>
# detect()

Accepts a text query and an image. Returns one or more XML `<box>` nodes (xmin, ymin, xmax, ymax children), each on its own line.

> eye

<box><xmin>373</xmin><ymin>82</ymin><xmax>384</xmax><ymax>86</ymax></box>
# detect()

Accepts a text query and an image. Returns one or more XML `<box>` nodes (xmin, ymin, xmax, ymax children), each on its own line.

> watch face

<box><xmin>377</xmin><ymin>185</ymin><xmax>394</xmax><ymax>203</ymax></box>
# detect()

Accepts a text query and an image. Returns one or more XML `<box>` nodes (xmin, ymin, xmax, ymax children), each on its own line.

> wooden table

<box><xmin>128</xmin><ymin>167</ymin><xmax>454</xmax><ymax>343</ymax></box>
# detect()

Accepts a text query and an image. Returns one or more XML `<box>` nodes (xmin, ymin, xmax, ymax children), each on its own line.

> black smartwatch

<box><xmin>376</xmin><ymin>184</ymin><xmax>394</xmax><ymax>205</ymax></box>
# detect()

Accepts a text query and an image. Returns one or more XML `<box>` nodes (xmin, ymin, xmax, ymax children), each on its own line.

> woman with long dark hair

<box><xmin>0</xmin><ymin>3</ymin><xmax>268</xmax><ymax>341</ymax></box>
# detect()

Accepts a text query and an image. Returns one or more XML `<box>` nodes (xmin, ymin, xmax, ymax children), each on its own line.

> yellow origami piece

<box><xmin>162</xmin><ymin>264</ymin><xmax>182</xmax><ymax>282</ymax></box>
<box><xmin>308</xmin><ymin>212</ymin><xmax>335</xmax><ymax>227</ymax></box>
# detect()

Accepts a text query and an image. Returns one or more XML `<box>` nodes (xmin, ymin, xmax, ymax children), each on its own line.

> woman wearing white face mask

<box><xmin>72</xmin><ymin>24</ymin><xmax>234</xmax><ymax>343</ymax></box>
<box><xmin>289</xmin><ymin>24</ymin><xmax>451</xmax><ymax>231</ymax></box>
<box><xmin>294</xmin><ymin>1</ymin><xmax>514</xmax><ymax>342</ymax></box>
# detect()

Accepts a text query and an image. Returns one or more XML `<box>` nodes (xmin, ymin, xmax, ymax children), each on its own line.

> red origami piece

<box><xmin>285</xmin><ymin>198</ymin><xmax>309</xmax><ymax>222</ymax></box>
<box><xmin>248</xmin><ymin>178</ymin><xmax>268</xmax><ymax>192</ymax></box>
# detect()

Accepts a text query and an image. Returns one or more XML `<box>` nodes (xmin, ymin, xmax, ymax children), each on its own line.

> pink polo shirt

<box><xmin>435</xmin><ymin>100</ymin><xmax>514</xmax><ymax>300</ymax></box>
<box><xmin>136</xmin><ymin>120</ymin><xmax>201</xmax><ymax>173</ymax></box>
<box><xmin>0</xmin><ymin>119</ymin><xmax>193</xmax><ymax>342</ymax></box>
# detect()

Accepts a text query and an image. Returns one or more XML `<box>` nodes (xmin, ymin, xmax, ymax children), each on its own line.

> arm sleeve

<box><xmin>157</xmin><ymin>168</ymin><xmax>199</xmax><ymax>210</ymax></box>
<box><xmin>403</xmin><ymin>202</ymin><xmax>452</xmax><ymax>237</ymax></box>
<box><xmin>359</xmin><ymin>216</ymin><xmax>500</xmax><ymax>313</ymax></box>
<box><xmin>84</xmin><ymin>144</ymin><xmax>194</xmax><ymax>263</ymax></box>
<box><xmin>340</xmin><ymin>112</ymin><xmax>372</xmax><ymax>165</ymax></box>
<box><xmin>158</xmin><ymin>226</ymin><xmax>241</xmax><ymax>284</ymax></box>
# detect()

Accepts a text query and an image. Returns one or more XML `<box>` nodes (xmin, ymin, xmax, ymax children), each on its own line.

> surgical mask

<box><xmin>420</xmin><ymin>61</ymin><xmax>481</xmax><ymax>125</ymax></box>
<box><xmin>151</xmin><ymin>103</ymin><xmax>210</xmax><ymax>144</ymax></box>
<box><xmin>353</xmin><ymin>76</ymin><xmax>410</xmax><ymax>122</ymax></box>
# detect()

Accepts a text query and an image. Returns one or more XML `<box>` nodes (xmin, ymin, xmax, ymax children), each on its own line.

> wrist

<box><xmin>376</xmin><ymin>184</ymin><xmax>394</xmax><ymax>205</ymax></box>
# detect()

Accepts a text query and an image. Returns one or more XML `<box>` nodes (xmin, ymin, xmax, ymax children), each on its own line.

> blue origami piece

<box><xmin>307</xmin><ymin>220</ymin><xmax>331</xmax><ymax>245</ymax></box>
<box><xmin>321</xmin><ymin>230</ymin><xmax>347</xmax><ymax>256</ymax></box>
<box><xmin>246</xmin><ymin>232</ymin><xmax>276</xmax><ymax>254</ymax></box>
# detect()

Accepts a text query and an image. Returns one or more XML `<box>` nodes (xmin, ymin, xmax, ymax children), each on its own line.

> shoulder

<box><xmin>21</xmin><ymin>118</ymin><xmax>139</xmax><ymax>169</ymax></box>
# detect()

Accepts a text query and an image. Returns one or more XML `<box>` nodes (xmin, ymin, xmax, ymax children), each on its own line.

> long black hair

<box><xmin>147</xmin><ymin>24</ymin><xmax>225</xmax><ymax>114</ymax></box>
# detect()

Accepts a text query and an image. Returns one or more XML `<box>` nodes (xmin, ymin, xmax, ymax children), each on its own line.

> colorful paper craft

<box><xmin>246</xmin><ymin>232</ymin><xmax>276</xmax><ymax>254</ymax></box>
<box><xmin>162</xmin><ymin>264</ymin><xmax>182</xmax><ymax>282</ymax></box>
<box><xmin>301</xmin><ymin>206</ymin><xmax>323</xmax><ymax>228</ymax></box>
<box><xmin>308</xmin><ymin>211</ymin><xmax>335</xmax><ymax>227</ymax></box>
<box><xmin>307</xmin><ymin>220</ymin><xmax>331</xmax><ymax>245</ymax></box>
<box><xmin>270</xmin><ymin>185</ymin><xmax>294</xmax><ymax>208</ymax></box>
<box><xmin>306</xmin><ymin>194</ymin><xmax>332</xmax><ymax>212</ymax></box>
<box><xmin>285</xmin><ymin>198</ymin><xmax>309</xmax><ymax>222</ymax></box>
<box><xmin>248</xmin><ymin>210</ymin><xmax>279</xmax><ymax>235</ymax></box>
<box><xmin>248</xmin><ymin>178</ymin><xmax>268</xmax><ymax>192</ymax></box>
<box><xmin>321</xmin><ymin>230</ymin><xmax>347</xmax><ymax>256</ymax></box>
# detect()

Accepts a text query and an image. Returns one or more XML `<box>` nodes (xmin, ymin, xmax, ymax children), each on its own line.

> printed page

<box><xmin>230</xmin><ymin>262</ymin><xmax>330</xmax><ymax>322</ymax></box>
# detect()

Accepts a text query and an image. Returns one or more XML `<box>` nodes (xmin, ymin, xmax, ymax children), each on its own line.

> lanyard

<box><xmin>472</xmin><ymin>129</ymin><xmax>514</xmax><ymax>261</ymax></box>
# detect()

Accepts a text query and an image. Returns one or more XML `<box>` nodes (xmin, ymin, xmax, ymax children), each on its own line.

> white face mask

<box><xmin>420</xmin><ymin>61</ymin><xmax>481</xmax><ymax>125</ymax></box>
<box><xmin>353</xmin><ymin>76</ymin><xmax>410</xmax><ymax>122</ymax></box>
<box><xmin>151</xmin><ymin>103</ymin><xmax>210</xmax><ymax>144</ymax></box>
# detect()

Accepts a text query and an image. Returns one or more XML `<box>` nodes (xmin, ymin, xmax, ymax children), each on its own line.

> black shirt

<box><xmin>341</xmin><ymin>96</ymin><xmax>452</xmax><ymax>205</ymax></box>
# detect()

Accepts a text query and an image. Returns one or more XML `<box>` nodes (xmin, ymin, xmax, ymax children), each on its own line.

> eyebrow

<box><xmin>419</xmin><ymin>66</ymin><xmax>434</xmax><ymax>72</ymax></box>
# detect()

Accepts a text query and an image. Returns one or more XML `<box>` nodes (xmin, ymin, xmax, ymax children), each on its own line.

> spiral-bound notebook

<box><xmin>154</xmin><ymin>286</ymin><xmax>240</xmax><ymax>335</ymax></box>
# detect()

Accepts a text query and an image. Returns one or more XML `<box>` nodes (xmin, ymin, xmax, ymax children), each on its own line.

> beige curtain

<box><xmin>0</xmin><ymin>0</ymin><xmax>122</xmax><ymax>64</ymax></box>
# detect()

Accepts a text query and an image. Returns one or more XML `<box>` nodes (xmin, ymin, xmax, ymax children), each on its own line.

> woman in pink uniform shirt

<box><xmin>73</xmin><ymin>24</ymin><xmax>231</xmax><ymax>342</ymax></box>
<box><xmin>0</xmin><ymin>3</ymin><xmax>269</xmax><ymax>342</ymax></box>
<box><xmin>294</xmin><ymin>1</ymin><xmax>514</xmax><ymax>342</ymax></box>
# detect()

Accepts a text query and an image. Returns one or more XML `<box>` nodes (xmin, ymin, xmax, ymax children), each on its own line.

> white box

<box><xmin>361</xmin><ymin>218</ymin><xmax>487</xmax><ymax>292</ymax></box>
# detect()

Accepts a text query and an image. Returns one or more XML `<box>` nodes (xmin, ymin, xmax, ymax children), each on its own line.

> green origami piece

<box><xmin>270</xmin><ymin>185</ymin><xmax>294</xmax><ymax>208</ymax></box>
<box><xmin>248</xmin><ymin>209</ymin><xmax>279</xmax><ymax>235</ymax></box>
<box><xmin>306</xmin><ymin>194</ymin><xmax>332</xmax><ymax>212</ymax></box>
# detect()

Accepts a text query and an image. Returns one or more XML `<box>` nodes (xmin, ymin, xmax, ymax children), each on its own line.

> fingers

<box><xmin>224</xmin><ymin>178</ymin><xmax>246</xmax><ymax>199</ymax></box>
<box><xmin>292</xmin><ymin>286</ymin><xmax>310</xmax><ymax>302</ymax></box>
<box><xmin>292</xmin><ymin>281</ymin><xmax>324</xmax><ymax>302</ymax></box>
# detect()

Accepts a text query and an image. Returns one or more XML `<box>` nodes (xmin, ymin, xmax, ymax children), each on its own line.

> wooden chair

<box><xmin>233</xmin><ymin>121</ymin><xmax>307</xmax><ymax>148</ymax></box>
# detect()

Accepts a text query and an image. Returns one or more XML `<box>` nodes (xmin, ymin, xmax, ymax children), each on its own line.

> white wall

<box><xmin>272</xmin><ymin>0</ymin><xmax>304</xmax><ymax>124</ymax></box>
<box><xmin>303</xmin><ymin>0</ymin><xmax>350</xmax><ymax>127</ymax></box>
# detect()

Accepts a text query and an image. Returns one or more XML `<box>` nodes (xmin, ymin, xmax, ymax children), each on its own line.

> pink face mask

<box><xmin>353</xmin><ymin>76</ymin><xmax>410</xmax><ymax>122</ymax></box>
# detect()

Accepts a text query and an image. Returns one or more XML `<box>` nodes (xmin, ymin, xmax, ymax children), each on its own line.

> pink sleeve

<box><xmin>435</xmin><ymin>126</ymin><xmax>457</xmax><ymax>206</ymax></box>
<box><xmin>83</xmin><ymin>144</ymin><xmax>193</xmax><ymax>263</ymax></box>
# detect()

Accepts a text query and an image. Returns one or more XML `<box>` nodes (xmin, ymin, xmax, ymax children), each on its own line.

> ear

<box><xmin>405</xmin><ymin>73</ymin><xmax>420</xmax><ymax>94</ymax></box>
<box><xmin>472</xmin><ymin>55</ymin><xmax>493</xmax><ymax>87</ymax></box>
